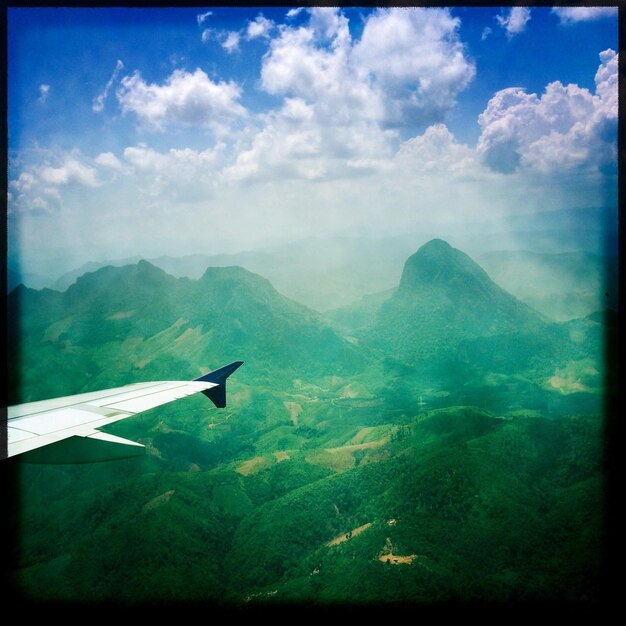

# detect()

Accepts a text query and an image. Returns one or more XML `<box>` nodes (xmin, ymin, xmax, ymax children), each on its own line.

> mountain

<box><xmin>7</xmin><ymin>260</ymin><xmax>366</xmax><ymax>404</ymax></box>
<box><xmin>8</xmin><ymin>245</ymin><xmax>608</xmax><ymax>604</ymax></box>
<box><xmin>53</xmin><ymin>257</ymin><xmax>144</xmax><ymax>291</ymax></box>
<box><xmin>51</xmin><ymin>236</ymin><xmax>433</xmax><ymax>311</ymax></box>
<box><xmin>476</xmin><ymin>250</ymin><xmax>618</xmax><ymax>321</ymax></box>
<box><xmin>7</xmin><ymin>267</ymin><xmax>57</xmax><ymax>292</ymax></box>
<box><xmin>363</xmin><ymin>239</ymin><xmax>545</xmax><ymax>359</ymax></box>
<box><xmin>325</xmin><ymin>288</ymin><xmax>395</xmax><ymax>334</ymax></box>
<box><xmin>13</xmin><ymin>406</ymin><xmax>604</xmax><ymax>604</ymax></box>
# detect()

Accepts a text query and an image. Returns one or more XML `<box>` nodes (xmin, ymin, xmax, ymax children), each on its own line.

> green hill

<box><xmin>8</xmin><ymin>261</ymin><xmax>366</xmax><ymax>404</ymax></box>
<box><xmin>8</xmin><ymin>241</ymin><xmax>608</xmax><ymax>605</ymax></box>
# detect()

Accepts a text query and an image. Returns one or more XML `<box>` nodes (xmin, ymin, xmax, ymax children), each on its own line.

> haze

<box><xmin>7</xmin><ymin>7</ymin><xmax>618</xmax><ymax>289</ymax></box>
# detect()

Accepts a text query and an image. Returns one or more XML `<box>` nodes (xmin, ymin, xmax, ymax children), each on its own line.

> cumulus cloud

<box><xmin>38</xmin><ymin>84</ymin><xmax>50</xmax><ymax>103</ymax></box>
<box><xmin>246</xmin><ymin>15</ymin><xmax>274</xmax><ymax>40</ymax></box>
<box><xmin>396</xmin><ymin>124</ymin><xmax>476</xmax><ymax>174</ymax></box>
<box><xmin>93</xmin><ymin>59</ymin><xmax>124</xmax><ymax>113</ymax></box>
<box><xmin>551</xmin><ymin>7</ymin><xmax>618</xmax><ymax>24</ymax></box>
<box><xmin>10</xmin><ymin>171</ymin><xmax>37</xmax><ymax>193</ymax></box>
<box><xmin>95</xmin><ymin>152</ymin><xmax>124</xmax><ymax>171</ymax></box>
<box><xmin>496</xmin><ymin>7</ymin><xmax>531</xmax><ymax>37</ymax></box>
<box><xmin>225</xmin><ymin>7</ymin><xmax>475</xmax><ymax>184</ymax></box>
<box><xmin>201</xmin><ymin>27</ymin><xmax>241</xmax><ymax>53</ymax></box>
<box><xmin>116</xmin><ymin>68</ymin><xmax>246</xmax><ymax>133</ymax></box>
<box><xmin>261</xmin><ymin>7</ymin><xmax>474</xmax><ymax>128</ymax></box>
<box><xmin>39</xmin><ymin>159</ymin><xmax>99</xmax><ymax>187</ymax></box>
<box><xmin>261</xmin><ymin>10</ymin><xmax>381</xmax><ymax>125</ymax></box>
<box><xmin>9</xmin><ymin>152</ymin><xmax>103</xmax><ymax>214</ymax></box>
<box><xmin>477</xmin><ymin>49</ymin><xmax>618</xmax><ymax>175</ymax></box>
<box><xmin>222</xmin><ymin>96</ymin><xmax>396</xmax><ymax>184</ymax></box>
<box><xmin>352</xmin><ymin>7</ymin><xmax>475</xmax><ymax>124</ymax></box>
<box><xmin>9</xmin><ymin>6</ymin><xmax>617</xmax><ymax>248</ymax></box>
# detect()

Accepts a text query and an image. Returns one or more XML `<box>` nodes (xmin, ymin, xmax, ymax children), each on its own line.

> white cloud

<box><xmin>477</xmin><ymin>49</ymin><xmax>618</xmax><ymax>175</ymax></box>
<box><xmin>496</xmin><ymin>7</ymin><xmax>531</xmax><ymax>37</ymax></box>
<box><xmin>594</xmin><ymin>49</ymin><xmax>618</xmax><ymax>112</ymax></box>
<box><xmin>93</xmin><ymin>59</ymin><xmax>124</xmax><ymax>113</ymax></box>
<box><xmin>10</xmin><ymin>171</ymin><xmax>37</xmax><ymax>193</ymax></box>
<box><xmin>222</xmin><ymin>31</ymin><xmax>240</xmax><ymax>53</ymax></box>
<box><xmin>9</xmin><ymin>152</ymin><xmax>102</xmax><ymax>214</ymax></box>
<box><xmin>38</xmin><ymin>84</ymin><xmax>50</xmax><ymax>103</ymax></box>
<box><xmin>286</xmin><ymin>8</ymin><xmax>304</xmax><ymax>19</ymax></box>
<box><xmin>261</xmin><ymin>11</ymin><xmax>382</xmax><ymax>125</ymax></box>
<box><xmin>222</xmin><ymin>96</ymin><xmax>396</xmax><ymax>184</ymax></box>
<box><xmin>353</xmin><ymin>8</ymin><xmax>475</xmax><ymax>124</ymax></box>
<box><xmin>396</xmin><ymin>124</ymin><xmax>476</xmax><ymax>174</ymax></box>
<box><xmin>40</xmin><ymin>159</ymin><xmax>99</xmax><ymax>187</ymax></box>
<box><xmin>261</xmin><ymin>7</ymin><xmax>474</xmax><ymax>128</ymax></box>
<box><xmin>116</xmin><ymin>68</ymin><xmax>246</xmax><ymax>133</ymax></box>
<box><xmin>223</xmin><ymin>7</ymin><xmax>476</xmax><ymax>185</ymax></box>
<box><xmin>197</xmin><ymin>10</ymin><xmax>212</xmax><ymax>26</ymax></box>
<box><xmin>9</xmin><ymin>7</ymin><xmax>617</xmax><ymax>258</ymax></box>
<box><xmin>95</xmin><ymin>152</ymin><xmax>124</xmax><ymax>171</ymax></box>
<box><xmin>201</xmin><ymin>28</ymin><xmax>240</xmax><ymax>52</ymax></box>
<box><xmin>246</xmin><ymin>15</ymin><xmax>274</xmax><ymax>40</ymax></box>
<box><xmin>122</xmin><ymin>144</ymin><xmax>224</xmax><ymax>201</ymax></box>
<box><xmin>481</xmin><ymin>26</ymin><xmax>492</xmax><ymax>41</ymax></box>
<box><xmin>551</xmin><ymin>7</ymin><xmax>618</xmax><ymax>24</ymax></box>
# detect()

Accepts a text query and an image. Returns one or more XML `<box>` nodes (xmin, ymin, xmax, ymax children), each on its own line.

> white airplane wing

<box><xmin>3</xmin><ymin>361</ymin><xmax>243</xmax><ymax>464</ymax></box>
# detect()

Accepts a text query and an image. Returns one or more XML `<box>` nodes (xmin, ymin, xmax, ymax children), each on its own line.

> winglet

<box><xmin>194</xmin><ymin>361</ymin><xmax>243</xmax><ymax>408</ymax></box>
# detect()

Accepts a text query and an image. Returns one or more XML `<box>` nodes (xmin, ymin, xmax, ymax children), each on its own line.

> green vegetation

<box><xmin>8</xmin><ymin>239</ymin><xmax>608</xmax><ymax>604</ymax></box>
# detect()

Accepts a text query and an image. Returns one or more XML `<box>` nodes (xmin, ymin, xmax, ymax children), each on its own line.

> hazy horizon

<box><xmin>8</xmin><ymin>7</ymin><xmax>618</xmax><ymax>282</ymax></box>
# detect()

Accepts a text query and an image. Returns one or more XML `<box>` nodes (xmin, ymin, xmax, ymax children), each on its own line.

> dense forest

<box><xmin>5</xmin><ymin>239</ymin><xmax>615</xmax><ymax>606</ymax></box>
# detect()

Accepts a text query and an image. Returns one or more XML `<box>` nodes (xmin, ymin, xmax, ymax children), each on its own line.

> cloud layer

<box><xmin>8</xmin><ymin>8</ymin><xmax>619</xmax><ymax>260</ymax></box>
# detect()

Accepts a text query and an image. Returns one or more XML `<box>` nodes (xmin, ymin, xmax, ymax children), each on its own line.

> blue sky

<box><xmin>7</xmin><ymin>6</ymin><xmax>619</xmax><ymax>274</ymax></box>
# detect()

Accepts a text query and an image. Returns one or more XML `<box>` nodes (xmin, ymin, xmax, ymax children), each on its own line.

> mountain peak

<box><xmin>399</xmin><ymin>238</ymin><xmax>488</xmax><ymax>293</ymax></box>
<box><xmin>418</xmin><ymin>238</ymin><xmax>452</xmax><ymax>252</ymax></box>
<box><xmin>365</xmin><ymin>239</ymin><xmax>544</xmax><ymax>360</ymax></box>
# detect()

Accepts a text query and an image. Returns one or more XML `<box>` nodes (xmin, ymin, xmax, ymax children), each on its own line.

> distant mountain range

<box><xmin>477</xmin><ymin>250</ymin><xmax>617</xmax><ymax>321</ymax></box>
<box><xmin>9</xmin><ymin>238</ymin><xmax>606</xmax><ymax>406</ymax></box>
<box><xmin>8</xmin><ymin>206</ymin><xmax>617</xmax><ymax>318</ymax></box>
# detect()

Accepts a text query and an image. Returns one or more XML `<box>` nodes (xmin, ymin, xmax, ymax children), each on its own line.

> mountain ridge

<box><xmin>7</xmin><ymin>260</ymin><xmax>366</xmax><ymax>404</ymax></box>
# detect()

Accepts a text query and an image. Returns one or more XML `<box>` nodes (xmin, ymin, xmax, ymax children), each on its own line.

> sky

<box><xmin>7</xmin><ymin>6</ymin><xmax>619</xmax><ymax>276</ymax></box>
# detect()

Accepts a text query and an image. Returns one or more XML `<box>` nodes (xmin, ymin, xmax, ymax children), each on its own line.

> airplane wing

<box><xmin>3</xmin><ymin>361</ymin><xmax>243</xmax><ymax>464</ymax></box>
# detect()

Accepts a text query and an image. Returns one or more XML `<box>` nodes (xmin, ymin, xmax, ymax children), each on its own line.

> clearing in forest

<box><xmin>326</xmin><ymin>522</ymin><xmax>372</xmax><ymax>547</ymax></box>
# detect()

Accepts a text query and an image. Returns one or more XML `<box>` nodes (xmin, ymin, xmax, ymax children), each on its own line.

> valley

<box><xmin>6</xmin><ymin>238</ymin><xmax>611</xmax><ymax>604</ymax></box>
